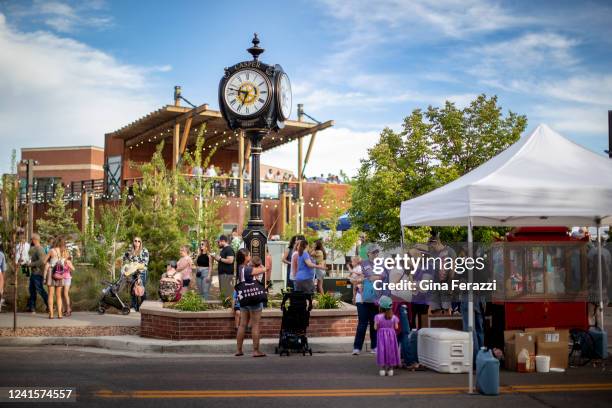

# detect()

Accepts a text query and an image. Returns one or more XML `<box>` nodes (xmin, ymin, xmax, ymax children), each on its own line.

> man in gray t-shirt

<box><xmin>27</xmin><ymin>233</ymin><xmax>48</xmax><ymax>313</ymax></box>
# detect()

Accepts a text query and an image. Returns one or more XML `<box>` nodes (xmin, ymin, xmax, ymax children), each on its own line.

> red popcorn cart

<box><xmin>491</xmin><ymin>227</ymin><xmax>590</xmax><ymax>330</ymax></box>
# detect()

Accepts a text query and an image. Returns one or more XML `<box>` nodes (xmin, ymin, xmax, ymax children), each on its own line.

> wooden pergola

<box><xmin>105</xmin><ymin>94</ymin><xmax>333</xmax><ymax>231</ymax></box>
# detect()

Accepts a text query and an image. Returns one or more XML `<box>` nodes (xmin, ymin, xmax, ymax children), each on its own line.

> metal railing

<box><xmin>22</xmin><ymin>175</ymin><xmax>344</xmax><ymax>203</ymax></box>
<box><xmin>123</xmin><ymin>175</ymin><xmax>299</xmax><ymax>200</ymax></box>
<box><xmin>20</xmin><ymin>179</ymin><xmax>105</xmax><ymax>204</ymax></box>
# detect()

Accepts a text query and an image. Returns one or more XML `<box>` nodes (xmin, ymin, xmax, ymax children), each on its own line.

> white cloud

<box><xmin>294</xmin><ymin>80</ymin><xmax>476</xmax><ymax>114</ymax></box>
<box><xmin>0</xmin><ymin>13</ymin><xmax>166</xmax><ymax>173</ymax></box>
<box><xmin>532</xmin><ymin>105</ymin><xmax>609</xmax><ymax>135</ymax></box>
<box><xmin>541</xmin><ymin>74</ymin><xmax>612</xmax><ymax>106</ymax></box>
<box><xmin>7</xmin><ymin>0</ymin><xmax>113</xmax><ymax>33</ymax></box>
<box><xmin>466</xmin><ymin>32</ymin><xmax>580</xmax><ymax>79</ymax></box>
<box><xmin>319</xmin><ymin>0</ymin><xmax>525</xmax><ymax>40</ymax></box>
<box><xmin>262</xmin><ymin>127</ymin><xmax>380</xmax><ymax>177</ymax></box>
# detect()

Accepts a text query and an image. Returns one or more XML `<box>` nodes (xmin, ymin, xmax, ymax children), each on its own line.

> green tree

<box><xmin>305</xmin><ymin>186</ymin><xmax>359</xmax><ymax>270</ymax></box>
<box><xmin>0</xmin><ymin>151</ymin><xmax>27</xmax><ymax>317</ymax></box>
<box><xmin>124</xmin><ymin>143</ymin><xmax>186</xmax><ymax>279</ymax></box>
<box><xmin>350</xmin><ymin>94</ymin><xmax>527</xmax><ymax>244</ymax></box>
<box><xmin>37</xmin><ymin>183</ymin><xmax>78</xmax><ymax>242</ymax></box>
<box><xmin>176</xmin><ymin>127</ymin><xmax>223</xmax><ymax>245</ymax></box>
<box><xmin>82</xmin><ymin>194</ymin><xmax>129</xmax><ymax>280</ymax></box>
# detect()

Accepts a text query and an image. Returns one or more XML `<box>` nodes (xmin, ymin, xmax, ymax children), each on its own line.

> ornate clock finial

<box><xmin>247</xmin><ymin>33</ymin><xmax>265</xmax><ymax>61</ymax></box>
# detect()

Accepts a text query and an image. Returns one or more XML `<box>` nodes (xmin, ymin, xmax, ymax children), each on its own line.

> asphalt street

<box><xmin>0</xmin><ymin>347</ymin><xmax>611</xmax><ymax>408</ymax></box>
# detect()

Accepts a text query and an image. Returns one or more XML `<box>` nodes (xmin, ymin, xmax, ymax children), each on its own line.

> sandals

<box><xmin>253</xmin><ymin>352</ymin><xmax>266</xmax><ymax>358</ymax></box>
<box><xmin>234</xmin><ymin>352</ymin><xmax>244</xmax><ymax>357</ymax></box>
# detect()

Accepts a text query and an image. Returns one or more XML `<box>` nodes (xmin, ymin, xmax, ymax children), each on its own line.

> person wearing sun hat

<box><xmin>374</xmin><ymin>295</ymin><xmax>401</xmax><ymax>376</ymax></box>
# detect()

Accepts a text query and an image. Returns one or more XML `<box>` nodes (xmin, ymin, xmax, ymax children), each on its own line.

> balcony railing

<box><xmin>124</xmin><ymin>175</ymin><xmax>300</xmax><ymax>200</ymax></box>
<box><xmin>22</xmin><ymin>175</ymin><xmax>345</xmax><ymax>204</ymax></box>
<box><xmin>21</xmin><ymin>179</ymin><xmax>105</xmax><ymax>204</ymax></box>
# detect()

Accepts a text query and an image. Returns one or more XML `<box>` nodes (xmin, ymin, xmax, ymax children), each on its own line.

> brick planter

<box><xmin>140</xmin><ymin>301</ymin><xmax>358</xmax><ymax>340</ymax></box>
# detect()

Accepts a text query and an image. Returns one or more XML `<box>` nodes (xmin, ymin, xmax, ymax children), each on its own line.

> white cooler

<box><xmin>417</xmin><ymin>328</ymin><xmax>471</xmax><ymax>373</ymax></box>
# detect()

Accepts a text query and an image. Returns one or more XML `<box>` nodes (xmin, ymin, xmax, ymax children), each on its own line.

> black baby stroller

<box><xmin>97</xmin><ymin>263</ymin><xmax>144</xmax><ymax>315</ymax></box>
<box><xmin>276</xmin><ymin>290</ymin><xmax>313</xmax><ymax>356</ymax></box>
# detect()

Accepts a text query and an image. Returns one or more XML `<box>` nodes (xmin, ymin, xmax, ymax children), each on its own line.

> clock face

<box><xmin>278</xmin><ymin>72</ymin><xmax>292</xmax><ymax>120</ymax></box>
<box><xmin>223</xmin><ymin>69</ymin><xmax>270</xmax><ymax>117</ymax></box>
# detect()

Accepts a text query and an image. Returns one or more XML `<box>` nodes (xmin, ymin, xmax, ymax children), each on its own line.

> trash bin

<box><xmin>322</xmin><ymin>278</ymin><xmax>353</xmax><ymax>303</ymax></box>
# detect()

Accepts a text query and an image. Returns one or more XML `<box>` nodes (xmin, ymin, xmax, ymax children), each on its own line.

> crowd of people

<box><xmin>1</xmin><ymin>226</ymin><xmax>608</xmax><ymax>376</ymax></box>
<box><xmin>263</xmin><ymin>168</ymin><xmax>296</xmax><ymax>183</ymax></box>
<box><xmin>0</xmin><ymin>231</ymin><xmax>77</xmax><ymax>318</ymax></box>
<box><xmin>305</xmin><ymin>173</ymin><xmax>344</xmax><ymax>184</ymax></box>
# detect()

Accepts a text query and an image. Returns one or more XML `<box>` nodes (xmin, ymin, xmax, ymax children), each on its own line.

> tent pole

<box><xmin>467</xmin><ymin>217</ymin><xmax>474</xmax><ymax>394</ymax></box>
<box><xmin>597</xmin><ymin>220</ymin><xmax>604</xmax><ymax>329</ymax></box>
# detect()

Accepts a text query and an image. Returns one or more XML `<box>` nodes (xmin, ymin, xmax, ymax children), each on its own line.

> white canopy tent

<box><xmin>400</xmin><ymin>124</ymin><xmax>612</xmax><ymax>392</ymax></box>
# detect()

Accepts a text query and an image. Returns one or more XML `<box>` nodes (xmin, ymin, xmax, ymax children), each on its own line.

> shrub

<box><xmin>314</xmin><ymin>292</ymin><xmax>341</xmax><ymax>309</ymax></box>
<box><xmin>170</xmin><ymin>290</ymin><xmax>210</xmax><ymax>312</ymax></box>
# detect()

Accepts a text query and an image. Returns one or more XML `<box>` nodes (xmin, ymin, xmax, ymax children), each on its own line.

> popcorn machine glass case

<box><xmin>491</xmin><ymin>228</ymin><xmax>589</xmax><ymax>330</ymax></box>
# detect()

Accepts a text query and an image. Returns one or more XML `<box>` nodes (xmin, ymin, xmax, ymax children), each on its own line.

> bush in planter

<box><xmin>314</xmin><ymin>292</ymin><xmax>341</xmax><ymax>309</ymax></box>
<box><xmin>170</xmin><ymin>290</ymin><xmax>210</xmax><ymax>312</ymax></box>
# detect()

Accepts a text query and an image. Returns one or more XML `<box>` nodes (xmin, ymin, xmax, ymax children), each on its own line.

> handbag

<box><xmin>133</xmin><ymin>276</ymin><xmax>145</xmax><ymax>297</ymax></box>
<box><xmin>234</xmin><ymin>266</ymin><xmax>267</xmax><ymax>307</ymax></box>
<box><xmin>362</xmin><ymin>278</ymin><xmax>377</xmax><ymax>303</ymax></box>
<box><xmin>52</xmin><ymin>262</ymin><xmax>65</xmax><ymax>281</ymax></box>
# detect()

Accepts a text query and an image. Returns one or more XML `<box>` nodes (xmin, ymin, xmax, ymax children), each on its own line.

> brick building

<box><xmin>19</xmin><ymin>146</ymin><xmax>104</xmax><ymax>185</ymax></box>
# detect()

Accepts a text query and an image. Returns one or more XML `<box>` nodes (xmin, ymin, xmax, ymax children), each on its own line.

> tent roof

<box><xmin>400</xmin><ymin>124</ymin><xmax>612</xmax><ymax>227</ymax></box>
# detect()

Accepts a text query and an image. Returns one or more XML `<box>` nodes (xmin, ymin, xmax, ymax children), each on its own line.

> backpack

<box><xmin>570</xmin><ymin>329</ymin><xmax>595</xmax><ymax>366</ymax></box>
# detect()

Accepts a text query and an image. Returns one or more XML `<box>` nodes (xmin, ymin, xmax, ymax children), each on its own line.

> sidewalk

<box><xmin>0</xmin><ymin>335</ymin><xmax>364</xmax><ymax>355</ymax></box>
<box><xmin>0</xmin><ymin>311</ymin><xmax>140</xmax><ymax>337</ymax></box>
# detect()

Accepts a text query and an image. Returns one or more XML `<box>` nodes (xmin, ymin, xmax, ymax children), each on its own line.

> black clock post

<box><xmin>218</xmin><ymin>34</ymin><xmax>292</xmax><ymax>266</ymax></box>
<box><xmin>241</xmin><ymin>128</ymin><xmax>267</xmax><ymax>264</ymax></box>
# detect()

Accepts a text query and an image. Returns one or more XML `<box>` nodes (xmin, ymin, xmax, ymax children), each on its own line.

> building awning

<box><xmin>106</xmin><ymin>104</ymin><xmax>333</xmax><ymax>153</ymax></box>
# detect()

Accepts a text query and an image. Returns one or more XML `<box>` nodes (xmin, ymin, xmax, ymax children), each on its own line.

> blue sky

<box><xmin>1</xmin><ymin>0</ymin><xmax>611</xmax><ymax>176</ymax></box>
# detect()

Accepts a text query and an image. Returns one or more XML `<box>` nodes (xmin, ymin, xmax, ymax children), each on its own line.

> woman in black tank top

<box><xmin>196</xmin><ymin>240</ymin><xmax>212</xmax><ymax>300</ymax></box>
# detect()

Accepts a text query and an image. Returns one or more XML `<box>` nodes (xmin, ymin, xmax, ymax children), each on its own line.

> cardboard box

<box><xmin>526</xmin><ymin>327</ymin><xmax>555</xmax><ymax>337</ymax></box>
<box><xmin>504</xmin><ymin>330</ymin><xmax>523</xmax><ymax>342</ymax></box>
<box><xmin>535</xmin><ymin>330</ymin><xmax>569</xmax><ymax>369</ymax></box>
<box><xmin>505</xmin><ymin>331</ymin><xmax>536</xmax><ymax>371</ymax></box>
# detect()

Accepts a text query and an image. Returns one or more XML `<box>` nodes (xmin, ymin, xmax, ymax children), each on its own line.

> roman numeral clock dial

<box><xmin>223</xmin><ymin>69</ymin><xmax>270</xmax><ymax>117</ymax></box>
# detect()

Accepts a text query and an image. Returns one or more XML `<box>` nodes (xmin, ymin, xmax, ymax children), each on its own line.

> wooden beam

<box><xmin>172</xmin><ymin>122</ymin><xmax>180</xmax><ymax>171</ymax></box>
<box><xmin>179</xmin><ymin>115</ymin><xmax>193</xmax><ymax>155</ymax></box>
<box><xmin>81</xmin><ymin>191</ymin><xmax>88</xmax><ymax>234</ymax></box>
<box><xmin>287</xmin><ymin>120</ymin><xmax>333</xmax><ymax>141</ymax></box>
<box><xmin>125</xmin><ymin>104</ymin><xmax>209</xmax><ymax>148</ymax></box>
<box><xmin>302</xmin><ymin>131</ymin><xmax>318</xmax><ymax>176</ymax></box>
<box><xmin>244</xmin><ymin>138</ymin><xmax>251</xmax><ymax>165</ymax></box>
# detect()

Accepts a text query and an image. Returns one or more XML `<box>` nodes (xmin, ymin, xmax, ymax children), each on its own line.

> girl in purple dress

<box><xmin>374</xmin><ymin>295</ymin><xmax>401</xmax><ymax>376</ymax></box>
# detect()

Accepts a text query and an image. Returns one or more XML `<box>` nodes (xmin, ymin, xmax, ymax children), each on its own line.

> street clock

<box><xmin>219</xmin><ymin>34</ymin><xmax>292</xmax><ymax>130</ymax></box>
<box><xmin>218</xmin><ymin>34</ymin><xmax>292</xmax><ymax>267</ymax></box>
